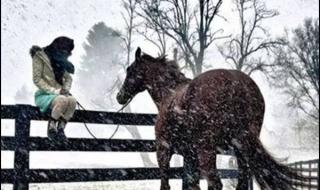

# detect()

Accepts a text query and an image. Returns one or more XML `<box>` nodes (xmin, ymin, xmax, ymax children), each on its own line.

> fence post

<box><xmin>317</xmin><ymin>160</ymin><xmax>320</xmax><ymax>190</ymax></box>
<box><xmin>294</xmin><ymin>163</ymin><xmax>298</xmax><ymax>187</ymax></box>
<box><xmin>13</xmin><ymin>105</ymin><xmax>30</xmax><ymax>190</ymax></box>
<box><xmin>309</xmin><ymin>162</ymin><xmax>311</xmax><ymax>190</ymax></box>
<box><xmin>248</xmin><ymin>177</ymin><xmax>254</xmax><ymax>190</ymax></box>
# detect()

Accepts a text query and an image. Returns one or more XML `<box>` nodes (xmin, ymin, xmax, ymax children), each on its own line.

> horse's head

<box><xmin>117</xmin><ymin>47</ymin><xmax>147</xmax><ymax>105</ymax></box>
<box><xmin>117</xmin><ymin>47</ymin><xmax>189</xmax><ymax>106</ymax></box>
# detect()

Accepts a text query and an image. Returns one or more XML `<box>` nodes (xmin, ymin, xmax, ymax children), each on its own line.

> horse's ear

<box><xmin>135</xmin><ymin>47</ymin><xmax>141</xmax><ymax>60</ymax></box>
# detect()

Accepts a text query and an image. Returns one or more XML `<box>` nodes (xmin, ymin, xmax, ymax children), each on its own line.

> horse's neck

<box><xmin>147</xmin><ymin>75</ymin><xmax>191</xmax><ymax>109</ymax></box>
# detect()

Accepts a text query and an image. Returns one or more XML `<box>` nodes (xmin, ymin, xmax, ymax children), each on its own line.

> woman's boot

<box><xmin>57</xmin><ymin>118</ymin><xmax>68</xmax><ymax>141</ymax></box>
<box><xmin>47</xmin><ymin>118</ymin><xmax>58</xmax><ymax>141</ymax></box>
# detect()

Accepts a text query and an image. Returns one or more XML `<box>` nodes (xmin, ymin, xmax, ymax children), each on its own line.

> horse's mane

<box><xmin>141</xmin><ymin>53</ymin><xmax>180</xmax><ymax>71</ymax></box>
<box><xmin>141</xmin><ymin>53</ymin><xmax>166</xmax><ymax>62</ymax></box>
<box><xmin>141</xmin><ymin>53</ymin><xmax>190</xmax><ymax>83</ymax></box>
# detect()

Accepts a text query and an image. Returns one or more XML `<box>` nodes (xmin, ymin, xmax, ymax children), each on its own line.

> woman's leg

<box><xmin>50</xmin><ymin>95</ymin><xmax>76</xmax><ymax>122</ymax></box>
<box><xmin>63</xmin><ymin>96</ymin><xmax>77</xmax><ymax>121</ymax></box>
<box><xmin>55</xmin><ymin>96</ymin><xmax>77</xmax><ymax>140</ymax></box>
<box><xmin>48</xmin><ymin>95</ymin><xmax>68</xmax><ymax>140</ymax></box>
<box><xmin>51</xmin><ymin>95</ymin><xmax>69</xmax><ymax>120</ymax></box>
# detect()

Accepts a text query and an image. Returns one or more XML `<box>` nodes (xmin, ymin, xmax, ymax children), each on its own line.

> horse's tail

<box><xmin>233</xmin><ymin>135</ymin><xmax>309</xmax><ymax>190</ymax></box>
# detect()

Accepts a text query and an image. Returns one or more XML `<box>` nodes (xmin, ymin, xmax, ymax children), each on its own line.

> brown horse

<box><xmin>116</xmin><ymin>47</ymin><xmax>306</xmax><ymax>190</ymax></box>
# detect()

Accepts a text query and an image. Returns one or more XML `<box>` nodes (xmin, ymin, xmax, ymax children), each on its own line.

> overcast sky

<box><xmin>1</xmin><ymin>0</ymin><xmax>318</xmax><ymax>104</ymax></box>
<box><xmin>1</xmin><ymin>0</ymin><xmax>318</xmax><ymax>102</ymax></box>
<box><xmin>1</xmin><ymin>0</ymin><xmax>319</xmax><ymax>175</ymax></box>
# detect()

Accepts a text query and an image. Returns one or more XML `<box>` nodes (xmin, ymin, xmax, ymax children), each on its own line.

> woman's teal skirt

<box><xmin>35</xmin><ymin>89</ymin><xmax>58</xmax><ymax>113</ymax></box>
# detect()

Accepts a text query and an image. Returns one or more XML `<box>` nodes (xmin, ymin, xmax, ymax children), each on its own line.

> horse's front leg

<box><xmin>156</xmin><ymin>138</ymin><xmax>172</xmax><ymax>190</ymax></box>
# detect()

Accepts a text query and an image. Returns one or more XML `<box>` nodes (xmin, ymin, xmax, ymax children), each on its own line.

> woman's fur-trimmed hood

<box><xmin>30</xmin><ymin>45</ymin><xmax>42</xmax><ymax>57</ymax></box>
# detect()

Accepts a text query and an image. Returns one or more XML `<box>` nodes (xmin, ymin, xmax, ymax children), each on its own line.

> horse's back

<box><xmin>182</xmin><ymin>69</ymin><xmax>265</xmax><ymax>136</ymax></box>
<box><xmin>188</xmin><ymin>68</ymin><xmax>264</xmax><ymax>103</ymax></box>
<box><xmin>187</xmin><ymin>69</ymin><xmax>263</xmax><ymax>97</ymax></box>
<box><xmin>191</xmin><ymin>69</ymin><xmax>260</xmax><ymax>91</ymax></box>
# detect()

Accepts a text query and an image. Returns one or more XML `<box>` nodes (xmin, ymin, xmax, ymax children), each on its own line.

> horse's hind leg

<box><xmin>207</xmin><ymin>153</ymin><xmax>222</xmax><ymax>190</ymax></box>
<box><xmin>157</xmin><ymin>139</ymin><xmax>172</xmax><ymax>190</ymax></box>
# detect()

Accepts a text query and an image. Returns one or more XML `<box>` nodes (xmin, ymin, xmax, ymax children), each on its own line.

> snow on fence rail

<box><xmin>1</xmin><ymin>104</ymin><xmax>318</xmax><ymax>190</ymax></box>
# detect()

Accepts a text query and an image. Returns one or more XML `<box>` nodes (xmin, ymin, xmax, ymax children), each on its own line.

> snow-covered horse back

<box><xmin>117</xmin><ymin>47</ymin><xmax>307</xmax><ymax>190</ymax></box>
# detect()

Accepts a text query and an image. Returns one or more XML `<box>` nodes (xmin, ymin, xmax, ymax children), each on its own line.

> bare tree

<box><xmin>219</xmin><ymin>0</ymin><xmax>281</xmax><ymax>75</ymax></box>
<box><xmin>121</xmin><ymin>0</ymin><xmax>139</xmax><ymax>67</ymax></box>
<box><xmin>77</xmin><ymin>22</ymin><xmax>123</xmax><ymax>110</ymax></box>
<box><xmin>270</xmin><ymin>18</ymin><xmax>319</xmax><ymax>121</ymax></box>
<box><xmin>137</xmin><ymin>0</ymin><xmax>228</xmax><ymax>76</ymax></box>
<box><xmin>136</xmin><ymin>18</ymin><xmax>169</xmax><ymax>56</ymax></box>
<box><xmin>293</xmin><ymin>117</ymin><xmax>319</xmax><ymax>150</ymax></box>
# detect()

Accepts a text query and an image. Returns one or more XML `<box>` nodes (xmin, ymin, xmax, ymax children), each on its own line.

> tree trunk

<box><xmin>195</xmin><ymin>52</ymin><xmax>204</xmax><ymax>76</ymax></box>
<box><xmin>173</xmin><ymin>48</ymin><xmax>178</xmax><ymax>62</ymax></box>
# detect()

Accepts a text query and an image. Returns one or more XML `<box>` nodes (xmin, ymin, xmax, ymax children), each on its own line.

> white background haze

<box><xmin>1</xmin><ymin>0</ymin><xmax>319</xmax><ymax>189</ymax></box>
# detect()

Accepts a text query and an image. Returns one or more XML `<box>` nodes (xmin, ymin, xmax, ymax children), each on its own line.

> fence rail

<box><xmin>1</xmin><ymin>104</ymin><xmax>243</xmax><ymax>190</ymax></box>
<box><xmin>1</xmin><ymin>104</ymin><xmax>318</xmax><ymax>190</ymax></box>
<box><xmin>289</xmin><ymin>159</ymin><xmax>319</xmax><ymax>189</ymax></box>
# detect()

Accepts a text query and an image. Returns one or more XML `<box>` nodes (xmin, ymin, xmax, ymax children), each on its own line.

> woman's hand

<box><xmin>53</xmin><ymin>88</ymin><xmax>70</xmax><ymax>95</ymax></box>
<box><xmin>60</xmin><ymin>89</ymin><xmax>70</xmax><ymax>95</ymax></box>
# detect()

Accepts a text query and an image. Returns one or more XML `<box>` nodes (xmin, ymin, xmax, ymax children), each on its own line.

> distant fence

<box><xmin>1</xmin><ymin>104</ymin><xmax>247</xmax><ymax>190</ymax></box>
<box><xmin>289</xmin><ymin>159</ymin><xmax>319</xmax><ymax>189</ymax></box>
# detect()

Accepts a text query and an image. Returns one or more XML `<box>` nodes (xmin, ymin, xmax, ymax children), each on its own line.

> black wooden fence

<box><xmin>1</xmin><ymin>104</ymin><xmax>244</xmax><ymax>190</ymax></box>
<box><xmin>1</xmin><ymin>104</ymin><xmax>318</xmax><ymax>190</ymax></box>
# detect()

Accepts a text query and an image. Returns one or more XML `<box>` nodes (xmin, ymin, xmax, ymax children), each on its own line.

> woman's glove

<box><xmin>60</xmin><ymin>89</ymin><xmax>70</xmax><ymax>95</ymax></box>
<box><xmin>53</xmin><ymin>88</ymin><xmax>69</xmax><ymax>95</ymax></box>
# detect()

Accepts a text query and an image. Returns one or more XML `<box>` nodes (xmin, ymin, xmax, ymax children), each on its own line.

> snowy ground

<box><xmin>1</xmin><ymin>179</ymin><xmax>240</xmax><ymax>190</ymax></box>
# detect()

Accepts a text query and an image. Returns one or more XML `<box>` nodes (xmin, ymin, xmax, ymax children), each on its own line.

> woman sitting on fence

<box><xmin>30</xmin><ymin>36</ymin><xmax>77</xmax><ymax>142</ymax></box>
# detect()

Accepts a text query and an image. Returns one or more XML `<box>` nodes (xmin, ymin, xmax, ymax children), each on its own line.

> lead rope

<box><xmin>76</xmin><ymin>99</ymin><xmax>132</xmax><ymax>140</ymax></box>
